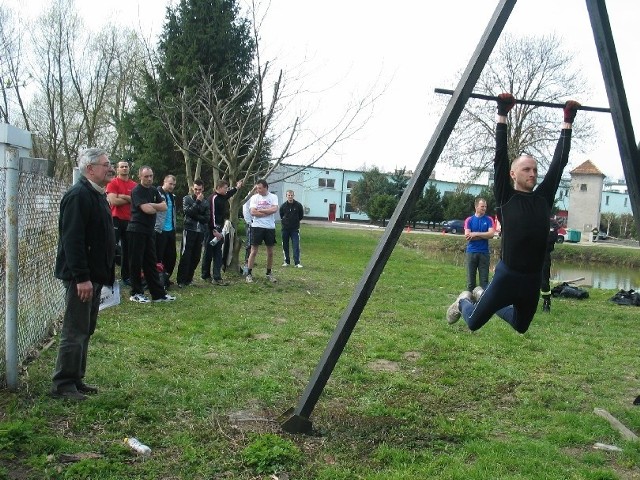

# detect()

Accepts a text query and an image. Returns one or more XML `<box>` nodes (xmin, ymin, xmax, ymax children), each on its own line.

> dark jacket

<box><xmin>55</xmin><ymin>176</ymin><xmax>116</xmax><ymax>286</ymax></box>
<box><xmin>279</xmin><ymin>200</ymin><xmax>304</xmax><ymax>230</ymax></box>
<box><xmin>183</xmin><ymin>194</ymin><xmax>210</xmax><ymax>232</ymax></box>
<box><xmin>209</xmin><ymin>187</ymin><xmax>238</xmax><ymax>231</ymax></box>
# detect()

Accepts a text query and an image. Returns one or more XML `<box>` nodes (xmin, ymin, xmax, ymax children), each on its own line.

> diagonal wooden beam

<box><xmin>279</xmin><ymin>0</ymin><xmax>518</xmax><ymax>434</ymax></box>
<box><xmin>586</xmin><ymin>0</ymin><xmax>640</xmax><ymax>245</ymax></box>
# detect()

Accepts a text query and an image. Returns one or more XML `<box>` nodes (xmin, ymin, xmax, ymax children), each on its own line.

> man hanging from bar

<box><xmin>446</xmin><ymin>93</ymin><xmax>580</xmax><ymax>333</ymax></box>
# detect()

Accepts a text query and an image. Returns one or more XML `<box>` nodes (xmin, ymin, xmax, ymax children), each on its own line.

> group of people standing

<box><xmin>51</xmin><ymin>159</ymin><xmax>305</xmax><ymax>400</ymax></box>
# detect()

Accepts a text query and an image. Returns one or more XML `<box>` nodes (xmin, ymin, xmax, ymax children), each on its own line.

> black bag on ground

<box><xmin>551</xmin><ymin>282</ymin><xmax>589</xmax><ymax>299</ymax></box>
<box><xmin>609</xmin><ymin>289</ymin><xmax>640</xmax><ymax>306</ymax></box>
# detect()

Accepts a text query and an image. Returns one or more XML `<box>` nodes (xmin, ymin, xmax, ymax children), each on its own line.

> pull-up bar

<box><xmin>434</xmin><ymin>88</ymin><xmax>611</xmax><ymax>113</ymax></box>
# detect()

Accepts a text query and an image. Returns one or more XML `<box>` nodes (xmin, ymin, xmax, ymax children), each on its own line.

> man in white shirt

<box><xmin>246</xmin><ymin>179</ymin><xmax>279</xmax><ymax>283</ymax></box>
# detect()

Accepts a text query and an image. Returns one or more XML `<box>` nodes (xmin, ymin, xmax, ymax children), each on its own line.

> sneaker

<box><xmin>295</xmin><ymin>264</ymin><xmax>303</xmax><ymax>268</ymax></box>
<box><xmin>129</xmin><ymin>294</ymin><xmax>150</xmax><ymax>304</ymax></box>
<box><xmin>213</xmin><ymin>279</ymin><xmax>229</xmax><ymax>286</ymax></box>
<box><xmin>472</xmin><ymin>286</ymin><xmax>484</xmax><ymax>302</ymax></box>
<box><xmin>153</xmin><ymin>294</ymin><xmax>176</xmax><ymax>302</ymax></box>
<box><xmin>266</xmin><ymin>274</ymin><xmax>277</xmax><ymax>283</ymax></box>
<box><xmin>282</xmin><ymin>262</ymin><xmax>289</xmax><ymax>267</ymax></box>
<box><xmin>246</xmin><ymin>274</ymin><xmax>253</xmax><ymax>283</ymax></box>
<box><xmin>446</xmin><ymin>291</ymin><xmax>473</xmax><ymax>324</ymax></box>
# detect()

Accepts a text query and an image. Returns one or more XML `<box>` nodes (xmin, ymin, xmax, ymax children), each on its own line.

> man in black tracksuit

<box><xmin>279</xmin><ymin>190</ymin><xmax>305</xmax><ymax>267</ymax></box>
<box><xmin>540</xmin><ymin>220</ymin><xmax>560</xmax><ymax>312</ymax></box>
<box><xmin>448</xmin><ymin>93</ymin><xmax>580</xmax><ymax>333</ymax></box>
<box><xmin>176</xmin><ymin>179</ymin><xmax>210</xmax><ymax>286</ymax></box>
<box><xmin>201</xmin><ymin>179</ymin><xmax>243</xmax><ymax>285</ymax></box>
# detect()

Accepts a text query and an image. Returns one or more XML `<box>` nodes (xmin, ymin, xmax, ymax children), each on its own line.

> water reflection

<box><xmin>551</xmin><ymin>262</ymin><xmax>640</xmax><ymax>291</ymax></box>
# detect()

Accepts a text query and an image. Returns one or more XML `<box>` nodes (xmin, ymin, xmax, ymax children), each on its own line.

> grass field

<box><xmin>2</xmin><ymin>224</ymin><xmax>640</xmax><ymax>479</ymax></box>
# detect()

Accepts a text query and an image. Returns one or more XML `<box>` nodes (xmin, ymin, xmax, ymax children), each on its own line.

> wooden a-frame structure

<box><xmin>280</xmin><ymin>0</ymin><xmax>640</xmax><ymax>433</ymax></box>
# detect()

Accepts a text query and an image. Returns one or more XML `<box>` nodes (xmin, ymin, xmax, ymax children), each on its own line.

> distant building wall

<box><xmin>568</xmin><ymin>173</ymin><xmax>603</xmax><ymax>234</ymax></box>
<box><xmin>266</xmin><ymin>163</ymin><xmax>632</xmax><ymax>224</ymax></box>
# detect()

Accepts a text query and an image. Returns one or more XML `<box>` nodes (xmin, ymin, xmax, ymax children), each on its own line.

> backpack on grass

<box><xmin>551</xmin><ymin>282</ymin><xmax>589</xmax><ymax>299</ymax></box>
<box><xmin>609</xmin><ymin>289</ymin><xmax>640</xmax><ymax>306</ymax></box>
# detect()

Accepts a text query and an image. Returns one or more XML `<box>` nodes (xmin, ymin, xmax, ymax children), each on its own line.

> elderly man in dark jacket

<box><xmin>52</xmin><ymin>148</ymin><xmax>116</xmax><ymax>401</ymax></box>
<box><xmin>279</xmin><ymin>190</ymin><xmax>305</xmax><ymax>268</ymax></box>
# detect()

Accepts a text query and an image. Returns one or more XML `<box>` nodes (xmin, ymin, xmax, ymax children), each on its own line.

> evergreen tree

<box><xmin>123</xmin><ymin>0</ymin><xmax>256</xmax><ymax>185</ymax></box>
<box><xmin>368</xmin><ymin>194</ymin><xmax>398</xmax><ymax>227</ymax></box>
<box><xmin>443</xmin><ymin>191</ymin><xmax>475</xmax><ymax>220</ymax></box>
<box><xmin>418</xmin><ymin>183</ymin><xmax>444</xmax><ymax>227</ymax></box>
<box><xmin>350</xmin><ymin>167</ymin><xmax>394</xmax><ymax>214</ymax></box>
<box><xmin>389</xmin><ymin>168</ymin><xmax>408</xmax><ymax>199</ymax></box>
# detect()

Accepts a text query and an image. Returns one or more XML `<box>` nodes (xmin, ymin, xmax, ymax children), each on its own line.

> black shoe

<box><xmin>213</xmin><ymin>279</ymin><xmax>229</xmax><ymax>286</ymax></box>
<box><xmin>76</xmin><ymin>383</ymin><xmax>99</xmax><ymax>394</ymax></box>
<box><xmin>50</xmin><ymin>389</ymin><xmax>87</xmax><ymax>401</ymax></box>
<box><xmin>542</xmin><ymin>296</ymin><xmax>551</xmax><ymax>313</ymax></box>
<box><xmin>634</xmin><ymin>395</ymin><xmax>640</xmax><ymax>406</ymax></box>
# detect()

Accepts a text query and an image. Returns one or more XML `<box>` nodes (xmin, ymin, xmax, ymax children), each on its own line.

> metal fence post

<box><xmin>3</xmin><ymin>145</ymin><xmax>19</xmax><ymax>391</ymax></box>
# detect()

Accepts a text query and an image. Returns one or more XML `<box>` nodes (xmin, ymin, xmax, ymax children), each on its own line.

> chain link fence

<box><xmin>0</xmin><ymin>165</ymin><xmax>68</xmax><ymax>385</ymax></box>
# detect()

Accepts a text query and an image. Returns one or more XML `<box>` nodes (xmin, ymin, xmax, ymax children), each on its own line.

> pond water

<box><xmin>550</xmin><ymin>261</ymin><xmax>640</xmax><ymax>291</ymax></box>
<box><xmin>424</xmin><ymin>251</ymin><xmax>639</xmax><ymax>291</ymax></box>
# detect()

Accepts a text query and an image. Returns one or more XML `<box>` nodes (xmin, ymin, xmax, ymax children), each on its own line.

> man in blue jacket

<box><xmin>51</xmin><ymin>148</ymin><xmax>116</xmax><ymax>401</ymax></box>
<box><xmin>463</xmin><ymin>197</ymin><xmax>495</xmax><ymax>296</ymax></box>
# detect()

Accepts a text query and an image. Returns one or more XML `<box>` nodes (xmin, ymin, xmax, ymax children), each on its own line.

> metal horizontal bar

<box><xmin>434</xmin><ymin>88</ymin><xmax>611</xmax><ymax>113</ymax></box>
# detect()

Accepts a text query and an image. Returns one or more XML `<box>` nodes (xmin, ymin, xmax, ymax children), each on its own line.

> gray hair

<box><xmin>77</xmin><ymin>148</ymin><xmax>108</xmax><ymax>174</ymax></box>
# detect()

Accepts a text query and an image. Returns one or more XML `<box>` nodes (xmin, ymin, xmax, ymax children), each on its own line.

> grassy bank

<box><xmin>398</xmin><ymin>232</ymin><xmax>640</xmax><ymax>267</ymax></box>
<box><xmin>2</xmin><ymin>225</ymin><xmax>640</xmax><ymax>479</ymax></box>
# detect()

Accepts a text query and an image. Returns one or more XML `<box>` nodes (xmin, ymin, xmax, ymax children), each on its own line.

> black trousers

<box><xmin>113</xmin><ymin>217</ymin><xmax>130</xmax><ymax>280</ymax></box>
<box><xmin>176</xmin><ymin>229</ymin><xmax>204</xmax><ymax>284</ymax></box>
<box><xmin>52</xmin><ymin>280</ymin><xmax>102</xmax><ymax>392</ymax></box>
<box><xmin>155</xmin><ymin>229</ymin><xmax>177</xmax><ymax>278</ymax></box>
<box><xmin>127</xmin><ymin>230</ymin><xmax>166</xmax><ymax>299</ymax></box>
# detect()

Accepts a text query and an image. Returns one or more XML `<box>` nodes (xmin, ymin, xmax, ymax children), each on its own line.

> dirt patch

<box><xmin>367</xmin><ymin>359</ymin><xmax>400</xmax><ymax>372</ymax></box>
<box><xmin>252</xmin><ymin>333</ymin><xmax>272</xmax><ymax>340</ymax></box>
<box><xmin>403</xmin><ymin>351</ymin><xmax>421</xmax><ymax>362</ymax></box>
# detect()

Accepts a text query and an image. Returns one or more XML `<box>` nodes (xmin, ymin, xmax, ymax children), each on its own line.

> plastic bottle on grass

<box><xmin>124</xmin><ymin>437</ymin><xmax>151</xmax><ymax>456</ymax></box>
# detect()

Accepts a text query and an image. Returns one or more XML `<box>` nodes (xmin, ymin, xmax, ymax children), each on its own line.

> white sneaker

<box><xmin>282</xmin><ymin>262</ymin><xmax>289</xmax><ymax>267</ymax></box>
<box><xmin>129</xmin><ymin>294</ymin><xmax>150</xmax><ymax>304</ymax></box>
<box><xmin>153</xmin><ymin>294</ymin><xmax>176</xmax><ymax>302</ymax></box>
<box><xmin>446</xmin><ymin>291</ymin><xmax>473</xmax><ymax>324</ymax></box>
<box><xmin>246</xmin><ymin>274</ymin><xmax>253</xmax><ymax>283</ymax></box>
<box><xmin>295</xmin><ymin>264</ymin><xmax>303</xmax><ymax>268</ymax></box>
<box><xmin>472</xmin><ymin>286</ymin><xmax>485</xmax><ymax>302</ymax></box>
<box><xmin>266</xmin><ymin>274</ymin><xmax>277</xmax><ymax>283</ymax></box>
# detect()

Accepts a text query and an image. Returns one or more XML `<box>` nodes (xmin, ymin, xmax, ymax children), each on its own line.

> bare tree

<box><xmin>147</xmin><ymin>0</ymin><xmax>381</xmax><ymax>210</ymax></box>
<box><xmin>26</xmin><ymin>0</ymin><xmax>146</xmax><ymax>178</ymax></box>
<box><xmin>0</xmin><ymin>5</ymin><xmax>32</xmax><ymax>129</ymax></box>
<box><xmin>441</xmin><ymin>33</ymin><xmax>595</xmax><ymax>177</ymax></box>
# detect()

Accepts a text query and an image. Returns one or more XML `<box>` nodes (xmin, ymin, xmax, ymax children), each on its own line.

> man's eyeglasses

<box><xmin>91</xmin><ymin>162</ymin><xmax>114</xmax><ymax>168</ymax></box>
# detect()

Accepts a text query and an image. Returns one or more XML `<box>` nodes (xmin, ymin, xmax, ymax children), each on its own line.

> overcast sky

<box><xmin>17</xmin><ymin>0</ymin><xmax>640</xmax><ymax>180</ymax></box>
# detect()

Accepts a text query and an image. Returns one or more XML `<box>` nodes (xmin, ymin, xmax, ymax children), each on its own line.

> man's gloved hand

<box><xmin>497</xmin><ymin>93</ymin><xmax>516</xmax><ymax>116</ymax></box>
<box><xmin>563</xmin><ymin>100</ymin><xmax>581</xmax><ymax>123</ymax></box>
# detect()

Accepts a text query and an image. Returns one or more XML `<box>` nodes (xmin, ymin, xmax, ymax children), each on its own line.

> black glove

<box><xmin>497</xmin><ymin>93</ymin><xmax>516</xmax><ymax>116</ymax></box>
<box><xmin>563</xmin><ymin>100</ymin><xmax>581</xmax><ymax>123</ymax></box>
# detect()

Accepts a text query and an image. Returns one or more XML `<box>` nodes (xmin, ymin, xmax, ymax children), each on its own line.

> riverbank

<box><xmin>301</xmin><ymin>219</ymin><xmax>640</xmax><ymax>268</ymax></box>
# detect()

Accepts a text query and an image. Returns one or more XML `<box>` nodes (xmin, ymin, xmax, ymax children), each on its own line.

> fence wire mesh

<box><xmin>1</xmin><ymin>166</ymin><xmax>68</xmax><ymax>385</ymax></box>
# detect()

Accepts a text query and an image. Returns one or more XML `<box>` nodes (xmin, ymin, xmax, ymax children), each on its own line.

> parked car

<box><xmin>442</xmin><ymin>219</ymin><xmax>465</xmax><ymax>234</ymax></box>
